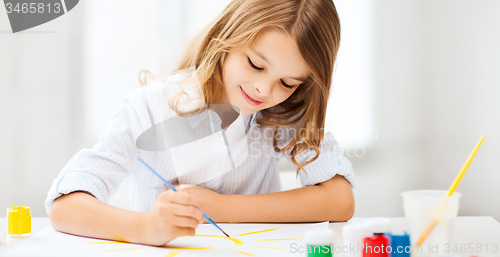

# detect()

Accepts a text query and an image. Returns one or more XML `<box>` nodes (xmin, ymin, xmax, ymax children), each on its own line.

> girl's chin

<box><xmin>239</xmin><ymin>108</ymin><xmax>257</xmax><ymax>115</ymax></box>
<box><xmin>239</xmin><ymin>109</ymin><xmax>252</xmax><ymax>115</ymax></box>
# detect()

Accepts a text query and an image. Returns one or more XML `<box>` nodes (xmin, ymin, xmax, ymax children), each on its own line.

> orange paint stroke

<box><xmin>233</xmin><ymin>250</ymin><xmax>256</xmax><ymax>256</ymax></box>
<box><xmin>237</xmin><ymin>228</ymin><xmax>279</xmax><ymax>236</ymax></box>
<box><xmin>83</xmin><ymin>241</ymin><xmax>126</xmax><ymax>244</ymax></box>
<box><xmin>163</xmin><ymin>234</ymin><xmax>244</xmax><ymax>251</ymax></box>
<box><xmin>163</xmin><ymin>245</ymin><xmax>214</xmax><ymax>250</ymax></box>
<box><xmin>165</xmin><ymin>251</ymin><xmax>181</xmax><ymax>257</ymax></box>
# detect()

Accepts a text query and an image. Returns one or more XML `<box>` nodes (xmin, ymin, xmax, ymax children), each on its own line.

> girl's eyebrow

<box><xmin>250</xmin><ymin>47</ymin><xmax>307</xmax><ymax>83</ymax></box>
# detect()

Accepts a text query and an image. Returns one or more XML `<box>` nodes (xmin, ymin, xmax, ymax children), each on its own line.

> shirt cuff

<box><xmin>45</xmin><ymin>171</ymin><xmax>110</xmax><ymax>215</ymax></box>
<box><xmin>297</xmin><ymin>151</ymin><xmax>356</xmax><ymax>188</ymax></box>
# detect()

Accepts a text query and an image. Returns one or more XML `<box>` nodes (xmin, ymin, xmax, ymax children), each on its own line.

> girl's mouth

<box><xmin>240</xmin><ymin>86</ymin><xmax>263</xmax><ymax>106</ymax></box>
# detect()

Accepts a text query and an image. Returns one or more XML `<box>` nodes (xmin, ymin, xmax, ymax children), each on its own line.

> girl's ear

<box><xmin>220</xmin><ymin>51</ymin><xmax>228</xmax><ymax>65</ymax></box>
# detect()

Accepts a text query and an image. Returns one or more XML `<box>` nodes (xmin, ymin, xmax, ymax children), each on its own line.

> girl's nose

<box><xmin>255</xmin><ymin>81</ymin><xmax>273</xmax><ymax>96</ymax></box>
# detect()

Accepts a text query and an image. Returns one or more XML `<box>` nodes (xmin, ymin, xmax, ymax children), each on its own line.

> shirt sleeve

<box><xmin>45</xmin><ymin>95</ymin><xmax>139</xmax><ymax>215</ymax></box>
<box><xmin>276</xmin><ymin>125</ymin><xmax>356</xmax><ymax>188</ymax></box>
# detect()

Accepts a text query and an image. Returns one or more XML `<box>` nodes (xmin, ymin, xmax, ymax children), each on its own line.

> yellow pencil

<box><xmin>415</xmin><ymin>135</ymin><xmax>485</xmax><ymax>246</ymax></box>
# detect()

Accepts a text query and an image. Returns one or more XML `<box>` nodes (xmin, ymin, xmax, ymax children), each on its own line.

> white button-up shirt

<box><xmin>45</xmin><ymin>71</ymin><xmax>356</xmax><ymax>214</ymax></box>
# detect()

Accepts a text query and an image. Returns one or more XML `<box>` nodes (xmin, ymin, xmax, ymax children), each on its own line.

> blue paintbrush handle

<box><xmin>138</xmin><ymin>158</ymin><xmax>229</xmax><ymax>237</ymax></box>
<box><xmin>138</xmin><ymin>158</ymin><xmax>177</xmax><ymax>192</ymax></box>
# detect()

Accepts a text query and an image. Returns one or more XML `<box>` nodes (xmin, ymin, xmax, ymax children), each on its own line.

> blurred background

<box><xmin>1</xmin><ymin>0</ymin><xmax>499</xmax><ymax>220</ymax></box>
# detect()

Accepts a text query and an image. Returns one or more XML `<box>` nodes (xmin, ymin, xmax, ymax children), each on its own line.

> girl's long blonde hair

<box><xmin>139</xmin><ymin>0</ymin><xmax>341</xmax><ymax>177</ymax></box>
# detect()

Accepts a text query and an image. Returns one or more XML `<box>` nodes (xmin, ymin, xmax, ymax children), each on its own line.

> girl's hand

<box><xmin>165</xmin><ymin>183</ymin><xmax>221</xmax><ymax>223</ymax></box>
<box><xmin>139</xmin><ymin>190</ymin><xmax>205</xmax><ymax>246</ymax></box>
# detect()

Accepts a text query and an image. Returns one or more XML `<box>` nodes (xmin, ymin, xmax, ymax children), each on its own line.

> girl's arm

<box><xmin>50</xmin><ymin>190</ymin><xmax>205</xmax><ymax>246</ymax></box>
<box><xmin>189</xmin><ymin>175</ymin><xmax>354</xmax><ymax>223</ymax></box>
<box><xmin>50</xmin><ymin>192</ymin><xmax>146</xmax><ymax>242</ymax></box>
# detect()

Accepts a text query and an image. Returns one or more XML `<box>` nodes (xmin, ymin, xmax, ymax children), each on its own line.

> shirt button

<box><xmin>214</xmin><ymin>162</ymin><xmax>220</xmax><ymax>168</ymax></box>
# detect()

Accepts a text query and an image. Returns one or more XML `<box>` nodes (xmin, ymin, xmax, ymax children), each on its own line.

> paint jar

<box><xmin>390</xmin><ymin>230</ymin><xmax>410</xmax><ymax>257</ymax></box>
<box><xmin>401</xmin><ymin>190</ymin><xmax>461</xmax><ymax>256</ymax></box>
<box><xmin>363</xmin><ymin>218</ymin><xmax>391</xmax><ymax>257</ymax></box>
<box><xmin>365</xmin><ymin>218</ymin><xmax>391</xmax><ymax>235</ymax></box>
<box><xmin>304</xmin><ymin>228</ymin><xmax>335</xmax><ymax>257</ymax></box>
<box><xmin>7</xmin><ymin>206</ymin><xmax>31</xmax><ymax>237</ymax></box>
<box><xmin>342</xmin><ymin>221</ymin><xmax>371</xmax><ymax>257</ymax></box>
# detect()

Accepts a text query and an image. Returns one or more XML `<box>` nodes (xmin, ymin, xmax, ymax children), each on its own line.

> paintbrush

<box><xmin>415</xmin><ymin>135</ymin><xmax>485</xmax><ymax>246</ymax></box>
<box><xmin>138</xmin><ymin>157</ymin><xmax>230</xmax><ymax>237</ymax></box>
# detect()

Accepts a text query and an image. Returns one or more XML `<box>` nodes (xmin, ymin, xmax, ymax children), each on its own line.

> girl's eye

<box><xmin>248</xmin><ymin>57</ymin><xmax>294</xmax><ymax>89</ymax></box>
<box><xmin>247</xmin><ymin>57</ymin><xmax>263</xmax><ymax>71</ymax></box>
<box><xmin>281</xmin><ymin>79</ymin><xmax>293</xmax><ymax>89</ymax></box>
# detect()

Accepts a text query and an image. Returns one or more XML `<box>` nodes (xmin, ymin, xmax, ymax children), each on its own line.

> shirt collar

<box><xmin>248</xmin><ymin>112</ymin><xmax>258</xmax><ymax>125</ymax></box>
<box><xmin>186</xmin><ymin>109</ymin><xmax>210</xmax><ymax>129</ymax></box>
<box><xmin>186</xmin><ymin>109</ymin><xmax>227</xmax><ymax>130</ymax></box>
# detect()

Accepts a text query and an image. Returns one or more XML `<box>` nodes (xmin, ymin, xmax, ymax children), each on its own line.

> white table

<box><xmin>1</xmin><ymin>217</ymin><xmax>499</xmax><ymax>256</ymax></box>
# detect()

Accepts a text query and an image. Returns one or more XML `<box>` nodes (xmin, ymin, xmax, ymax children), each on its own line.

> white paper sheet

<box><xmin>4</xmin><ymin>222</ymin><xmax>329</xmax><ymax>256</ymax></box>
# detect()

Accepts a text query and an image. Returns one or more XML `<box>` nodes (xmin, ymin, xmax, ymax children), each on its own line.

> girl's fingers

<box><xmin>178</xmin><ymin>183</ymin><xmax>194</xmax><ymax>190</ymax></box>
<box><xmin>167</xmin><ymin>191</ymin><xmax>201</xmax><ymax>208</ymax></box>
<box><xmin>164</xmin><ymin>183</ymin><xmax>193</xmax><ymax>190</ymax></box>
<box><xmin>173</xmin><ymin>226</ymin><xmax>196</xmax><ymax>237</ymax></box>
<box><xmin>164</xmin><ymin>183</ymin><xmax>182</xmax><ymax>191</ymax></box>
<box><xmin>171</xmin><ymin>204</ymin><xmax>204</xmax><ymax>224</ymax></box>
<box><xmin>172</xmin><ymin>215</ymin><xmax>201</xmax><ymax>229</ymax></box>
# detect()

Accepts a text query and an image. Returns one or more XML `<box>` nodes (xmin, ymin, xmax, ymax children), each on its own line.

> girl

<box><xmin>47</xmin><ymin>0</ymin><xmax>355</xmax><ymax>246</ymax></box>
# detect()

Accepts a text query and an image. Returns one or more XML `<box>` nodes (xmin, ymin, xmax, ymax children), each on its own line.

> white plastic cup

<box><xmin>401</xmin><ymin>190</ymin><xmax>461</xmax><ymax>256</ymax></box>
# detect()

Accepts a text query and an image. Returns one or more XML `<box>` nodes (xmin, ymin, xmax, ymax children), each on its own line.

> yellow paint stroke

<box><xmin>233</xmin><ymin>250</ymin><xmax>256</xmax><ymax>256</ymax></box>
<box><xmin>165</xmin><ymin>251</ymin><xmax>180</xmax><ymax>257</ymax></box>
<box><xmin>83</xmin><ymin>241</ymin><xmax>126</xmax><ymax>244</ymax></box>
<box><xmin>250</xmin><ymin>245</ymin><xmax>290</xmax><ymax>250</ymax></box>
<box><xmin>163</xmin><ymin>245</ymin><xmax>213</xmax><ymax>250</ymax></box>
<box><xmin>163</xmin><ymin>235</ymin><xmax>244</xmax><ymax>251</ymax></box>
<box><xmin>237</xmin><ymin>228</ymin><xmax>279</xmax><ymax>236</ymax></box>
<box><xmin>98</xmin><ymin>246</ymin><xmax>143</xmax><ymax>253</ymax></box>
<box><xmin>254</xmin><ymin>238</ymin><xmax>302</xmax><ymax>241</ymax></box>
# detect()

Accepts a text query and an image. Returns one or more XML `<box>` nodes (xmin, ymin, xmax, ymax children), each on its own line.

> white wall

<box><xmin>1</xmin><ymin>0</ymin><xmax>499</xmax><ymax>220</ymax></box>
<box><xmin>352</xmin><ymin>0</ymin><xmax>500</xmax><ymax>219</ymax></box>
<box><xmin>350</xmin><ymin>0</ymin><xmax>427</xmax><ymax>217</ymax></box>
<box><xmin>83</xmin><ymin>0</ymin><xmax>165</xmax><ymax>145</ymax></box>
<box><xmin>421</xmin><ymin>0</ymin><xmax>500</xmax><ymax>217</ymax></box>
<box><xmin>0</xmin><ymin>2</ymin><xmax>84</xmax><ymax>216</ymax></box>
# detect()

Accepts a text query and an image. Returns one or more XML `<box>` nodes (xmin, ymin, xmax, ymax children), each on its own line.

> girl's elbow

<box><xmin>319</xmin><ymin>175</ymin><xmax>355</xmax><ymax>222</ymax></box>
<box><xmin>342</xmin><ymin>199</ymin><xmax>355</xmax><ymax>221</ymax></box>
<box><xmin>49</xmin><ymin>193</ymin><xmax>77</xmax><ymax>232</ymax></box>
<box><xmin>49</xmin><ymin>197</ymin><xmax>66</xmax><ymax>232</ymax></box>
<box><xmin>328</xmin><ymin>193</ymin><xmax>355</xmax><ymax>222</ymax></box>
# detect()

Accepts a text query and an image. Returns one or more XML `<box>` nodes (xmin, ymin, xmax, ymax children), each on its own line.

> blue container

<box><xmin>390</xmin><ymin>232</ymin><xmax>410</xmax><ymax>257</ymax></box>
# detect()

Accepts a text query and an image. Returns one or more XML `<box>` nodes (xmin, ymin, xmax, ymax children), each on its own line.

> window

<box><xmin>326</xmin><ymin>0</ymin><xmax>375</xmax><ymax>149</ymax></box>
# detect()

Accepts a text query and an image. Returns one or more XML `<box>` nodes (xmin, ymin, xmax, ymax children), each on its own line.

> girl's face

<box><xmin>218</xmin><ymin>28</ymin><xmax>311</xmax><ymax>115</ymax></box>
